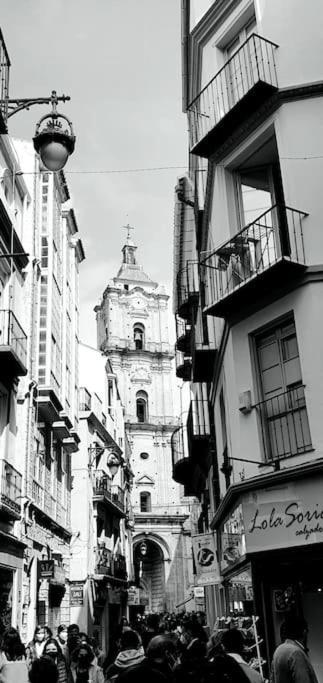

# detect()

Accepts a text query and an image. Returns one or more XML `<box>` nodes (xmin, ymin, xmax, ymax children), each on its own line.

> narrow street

<box><xmin>0</xmin><ymin>2</ymin><xmax>322</xmax><ymax>683</ymax></box>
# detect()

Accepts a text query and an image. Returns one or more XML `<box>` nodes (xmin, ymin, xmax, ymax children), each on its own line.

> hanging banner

<box><xmin>192</xmin><ymin>533</ymin><xmax>221</xmax><ymax>586</ymax></box>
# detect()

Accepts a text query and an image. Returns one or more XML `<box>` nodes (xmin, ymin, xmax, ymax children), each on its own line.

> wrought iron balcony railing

<box><xmin>176</xmin><ymin>260</ymin><xmax>199</xmax><ymax>320</ymax></box>
<box><xmin>0</xmin><ymin>309</ymin><xmax>27</xmax><ymax>374</ymax></box>
<box><xmin>175</xmin><ymin>349</ymin><xmax>192</xmax><ymax>381</ymax></box>
<box><xmin>95</xmin><ymin>544</ymin><xmax>127</xmax><ymax>580</ymax></box>
<box><xmin>188</xmin><ymin>34</ymin><xmax>278</xmax><ymax>156</ymax></box>
<box><xmin>190</xmin><ymin>395</ymin><xmax>211</xmax><ymax>438</ymax></box>
<box><xmin>201</xmin><ymin>205</ymin><xmax>307</xmax><ymax>319</ymax></box>
<box><xmin>0</xmin><ymin>460</ymin><xmax>22</xmax><ymax>518</ymax></box>
<box><xmin>93</xmin><ymin>471</ymin><xmax>125</xmax><ymax>513</ymax></box>
<box><xmin>256</xmin><ymin>384</ymin><xmax>312</xmax><ymax>463</ymax></box>
<box><xmin>175</xmin><ymin>315</ymin><xmax>192</xmax><ymax>354</ymax></box>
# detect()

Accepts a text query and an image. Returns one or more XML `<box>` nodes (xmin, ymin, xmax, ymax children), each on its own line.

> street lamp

<box><xmin>88</xmin><ymin>446</ymin><xmax>122</xmax><ymax>479</ymax></box>
<box><xmin>0</xmin><ymin>25</ymin><xmax>75</xmax><ymax>172</ymax></box>
<box><xmin>33</xmin><ymin>91</ymin><xmax>75</xmax><ymax>171</ymax></box>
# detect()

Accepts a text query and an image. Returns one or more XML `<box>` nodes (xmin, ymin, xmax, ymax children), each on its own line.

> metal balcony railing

<box><xmin>175</xmin><ymin>349</ymin><xmax>192</xmax><ymax>381</ymax></box>
<box><xmin>79</xmin><ymin>387</ymin><xmax>91</xmax><ymax>412</ymax></box>
<box><xmin>171</xmin><ymin>425</ymin><xmax>189</xmax><ymax>470</ymax></box>
<box><xmin>176</xmin><ymin>261</ymin><xmax>199</xmax><ymax>319</ymax></box>
<box><xmin>32</xmin><ymin>480</ymin><xmax>44</xmax><ymax>508</ymax></box>
<box><xmin>0</xmin><ymin>309</ymin><xmax>27</xmax><ymax>368</ymax></box>
<box><xmin>190</xmin><ymin>396</ymin><xmax>211</xmax><ymax>438</ymax></box>
<box><xmin>256</xmin><ymin>385</ymin><xmax>312</xmax><ymax>463</ymax></box>
<box><xmin>93</xmin><ymin>471</ymin><xmax>125</xmax><ymax>512</ymax></box>
<box><xmin>0</xmin><ymin>30</ymin><xmax>10</xmax><ymax>125</ymax></box>
<box><xmin>175</xmin><ymin>315</ymin><xmax>192</xmax><ymax>354</ymax></box>
<box><xmin>0</xmin><ymin>460</ymin><xmax>22</xmax><ymax>516</ymax></box>
<box><xmin>201</xmin><ymin>206</ymin><xmax>307</xmax><ymax>315</ymax></box>
<box><xmin>188</xmin><ymin>34</ymin><xmax>278</xmax><ymax>152</ymax></box>
<box><xmin>95</xmin><ymin>544</ymin><xmax>113</xmax><ymax>575</ymax></box>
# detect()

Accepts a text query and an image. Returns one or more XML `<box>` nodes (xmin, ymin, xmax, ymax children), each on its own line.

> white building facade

<box><xmin>175</xmin><ymin>0</ymin><xmax>323</xmax><ymax>679</ymax></box>
<box><xmin>96</xmin><ymin>235</ymin><xmax>195</xmax><ymax>613</ymax></box>
<box><xmin>13</xmin><ymin>140</ymin><xmax>84</xmax><ymax>641</ymax></box>
<box><xmin>70</xmin><ymin>343</ymin><xmax>133</xmax><ymax>655</ymax></box>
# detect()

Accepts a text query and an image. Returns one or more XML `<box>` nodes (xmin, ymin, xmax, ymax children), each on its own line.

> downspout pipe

<box><xmin>181</xmin><ymin>0</ymin><xmax>190</xmax><ymax>112</ymax></box>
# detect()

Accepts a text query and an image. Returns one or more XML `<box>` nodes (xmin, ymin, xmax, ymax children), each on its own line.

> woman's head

<box><xmin>57</xmin><ymin>625</ymin><xmax>68</xmax><ymax>643</ymax></box>
<box><xmin>1</xmin><ymin>628</ymin><xmax>25</xmax><ymax>661</ymax></box>
<box><xmin>72</xmin><ymin>643</ymin><xmax>94</xmax><ymax>668</ymax></box>
<box><xmin>34</xmin><ymin>626</ymin><xmax>46</xmax><ymax>643</ymax></box>
<box><xmin>43</xmin><ymin>639</ymin><xmax>62</xmax><ymax>662</ymax></box>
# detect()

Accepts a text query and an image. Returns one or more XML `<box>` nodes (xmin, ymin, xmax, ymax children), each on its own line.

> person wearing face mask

<box><xmin>174</xmin><ymin>618</ymin><xmax>207</xmax><ymax>683</ymax></box>
<box><xmin>26</xmin><ymin>626</ymin><xmax>47</xmax><ymax>670</ymax></box>
<box><xmin>69</xmin><ymin>644</ymin><xmax>104</xmax><ymax>683</ymax></box>
<box><xmin>57</xmin><ymin>627</ymin><xmax>68</xmax><ymax>660</ymax></box>
<box><xmin>42</xmin><ymin>639</ymin><xmax>68</xmax><ymax>683</ymax></box>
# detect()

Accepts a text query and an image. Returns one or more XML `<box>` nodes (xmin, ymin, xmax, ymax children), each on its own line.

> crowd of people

<box><xmin>0</xmin><ymin>611</ymin><xmax>319</xmax><ymax>683</ymax></box>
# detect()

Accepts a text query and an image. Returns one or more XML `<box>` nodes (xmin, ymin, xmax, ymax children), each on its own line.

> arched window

<box><xmin>140</xmin><ymin>491</ymin><xmax>151</xmax><ymax>512</ymax></box>
<box><xmin>136</xmin><ymin>390</ymin><xmax>148</xmax><ymax>423</ymax></box>
<box><xmin>134</xmin><ymin>323</ymin><xmax>145</xmax><ymax>350</ymax></box>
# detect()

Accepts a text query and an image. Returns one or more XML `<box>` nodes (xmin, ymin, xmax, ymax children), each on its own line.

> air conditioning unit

<box><xmin>239</xmin><ymin>390</ymin><xmax>252</xmax><ymax>414</ymax></box>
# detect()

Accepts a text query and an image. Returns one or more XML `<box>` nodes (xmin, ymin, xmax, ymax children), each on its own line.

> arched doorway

<box><xmin>133</xmin><ymin>537</ymin><xmax>167</xmax><ymax>613</ymax></box>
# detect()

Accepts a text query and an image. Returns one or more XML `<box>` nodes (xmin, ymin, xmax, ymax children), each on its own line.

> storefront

<box><xmin>211</xmin><ymin>464</ymin><xmax>323</xmax><ymax>682</ymax></box>
<box><xmin>0</xmin><ymin>530</ymin><xmax>25</xmax><ymax>632</ymax></box>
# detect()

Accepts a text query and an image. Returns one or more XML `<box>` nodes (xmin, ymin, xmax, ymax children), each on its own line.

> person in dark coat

<box><xmin>270</xmin><ymin>615</ymin><xmax>319</xmax><ymax>683</ymax></box>
<box><xmin>105</xmin><ymin>631</ymin><xmax>145</xmax><ymax>683</ymax></box>
<box><xmin>42</xmin><ymin>638</ymin><xmax>68</xmax><ymax>683</ymax></box>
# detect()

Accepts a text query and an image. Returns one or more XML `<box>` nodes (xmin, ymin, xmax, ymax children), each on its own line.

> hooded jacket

<box><xmin>105</xmin><ymin>648</ymin><xmax>145</xmax><ymax>682</ymax></box>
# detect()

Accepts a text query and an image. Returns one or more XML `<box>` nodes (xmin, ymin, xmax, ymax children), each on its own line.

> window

<box><xmin>140</xmin><ymin>491</ymin><xmax>151</xmax><ymax>512</ymax></box>
<box><xmin>225</xmin><ymin>17</ymin><xmax>257</xmax><ymax>106</ymax></box>
<box><xmin>255</xmin><ymin>318</ymin><xmax>311</xmax><ymax>460</ymax></box>
<box><xmin>136</xmin><ymin>390</ymin><xmax>148</xmax><ymax>423</ymax></box>
<box><xmin>134</xmin><ymin>323</ymin><xmax>145</xmax><ymax>350</ymax></box>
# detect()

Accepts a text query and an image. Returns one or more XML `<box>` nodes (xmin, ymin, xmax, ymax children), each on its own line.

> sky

<box><xmin>1</xmin><ymin>0</ymin><xmax>187</xmax><ymax>345</ymax></box>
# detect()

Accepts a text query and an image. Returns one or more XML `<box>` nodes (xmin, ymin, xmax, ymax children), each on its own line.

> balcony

<box><xmin>175</xmin><ymin>315</ymin><xmax>192</xmax><ymax>354</ymax></box>
<box><xmin>79</xmin><ymin>387</ymin><xmax>91</xmax><ymax>412</ymax></box>
<box><xmin>0</xmin><ymin>30</ymin><xmax>10</xmax><ymax>132</ymax></box>
<box><xmin>171</xmin><ymin>425</ymin><xmax>197</xmax><ymax>496</ymax></box>
<box><xmin>0</xmin><ymin>460</ymin><xmax>22</xmax><ymax>519</ymax></box>
<box><xmin>175</xmin><ymin>349</ymin><xmax>192</xmax><ymax>381</ymax></box>
<box><xmin>191</xmin><ymin>322</ymin><xmax>217</xmax><ymax>383</ymax></box>
<box><xmin>202</xmin><ymin>205</ymin><xmax>308</xmax><ymax>321</ymax></box>
<box><xmin>188</xmin><ymin>34</ymin><xmax>278</xmax><ymax>158</ymax></box>
<box><xmin>176</xmin><ymin>261</ymin><xmax>199</xmax><ymax>320</ymax></box>
<box><xmin>256</xmin><ymin>385</ymin><xmax>312</xmax><ymax>465</ymax></box>
<box><xmin>95</xmin><ymin>544</ymin><xmax>127</xmax><ymax>582</ymax></box>
<box><xmin>0</xmin><ymin>309</ymin><xmax>27</xmax><ymax>377</ymax></box>
<box><xmin>187</xmin><ymin>397</ymin><xmax>211</xmax><ymax>470</ymax></box>
<box><xmin>93</xmin><ymin>470</ymin><xmax>125</xmax><ymax>516</ymax></box>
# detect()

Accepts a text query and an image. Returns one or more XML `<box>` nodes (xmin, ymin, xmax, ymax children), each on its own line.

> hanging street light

<box><xmin>0</xmin><ymin>30</ymin><xmax>75</xmax><ymax>171</ymax></box>
<box><xmin>33</xmin><ymin>91</ymin><xmax>75</xmax><ymax>172</ymax></box>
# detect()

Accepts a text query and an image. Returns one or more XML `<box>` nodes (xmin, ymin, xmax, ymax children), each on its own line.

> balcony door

<box><xmin>226</xmin><ymin>17</ymin><xmax>257</xmax><ymax>107</ymax></box>
<box><xmin>255</xmin><ymin>320</ymin><xmax>311</xmax><ymax>461</ymax></box>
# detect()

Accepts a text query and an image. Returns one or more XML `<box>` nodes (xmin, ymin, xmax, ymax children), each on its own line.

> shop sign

<box><xmin>220</xmin><ymin>504</ymin><xmax>246</xmax><ymax>570</ymax></box>
<box><xmin>243</xmin><ymin>478</ymin><xmax>323</xmax><ymax>553</ymax></box>
<box><xmin>194</xmin><ymin>586</ymin><xmax>205</xmax><ymax>598</ymax></box>
<box><xmin>127</xmin><ymin>586</ymin><xmax>140</xmax><ymax>605</ymax></box>
<box><xmin>192</xmin><ymin>533</ymin><xmax>220</xmax><ymax>586</ymax></box>
<box><xmin>38</xmin><ymin>559</ymin><xmax>54</xmax><ymax>579</ymax></box>
<box><xmin>70</xmin><ymin>582</ymin><xmax>84</xmax><ymax>606</ymax></box>
<box><xmin>50</xmin><ymin>565</ymin><xmax>65</xmax><ymax>586</ymax></box>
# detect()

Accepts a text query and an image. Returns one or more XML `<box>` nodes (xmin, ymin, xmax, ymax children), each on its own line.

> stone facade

<box><xmin>96</xmin><ymin>234</ymin><xmax>195</xmax><ymax>613</ymax></box>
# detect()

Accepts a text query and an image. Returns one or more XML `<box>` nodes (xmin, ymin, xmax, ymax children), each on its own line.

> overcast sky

<box><xmin>1</xmin><ymin>0</ymin><xmax>187</xmax><ymax>345</ymax></box>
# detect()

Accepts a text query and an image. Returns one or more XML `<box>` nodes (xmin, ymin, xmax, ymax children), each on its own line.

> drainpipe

<box><xmin>181</xmin><ymin>0</ymin><xmax>190</xmax><ymax>112</ymax></box>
